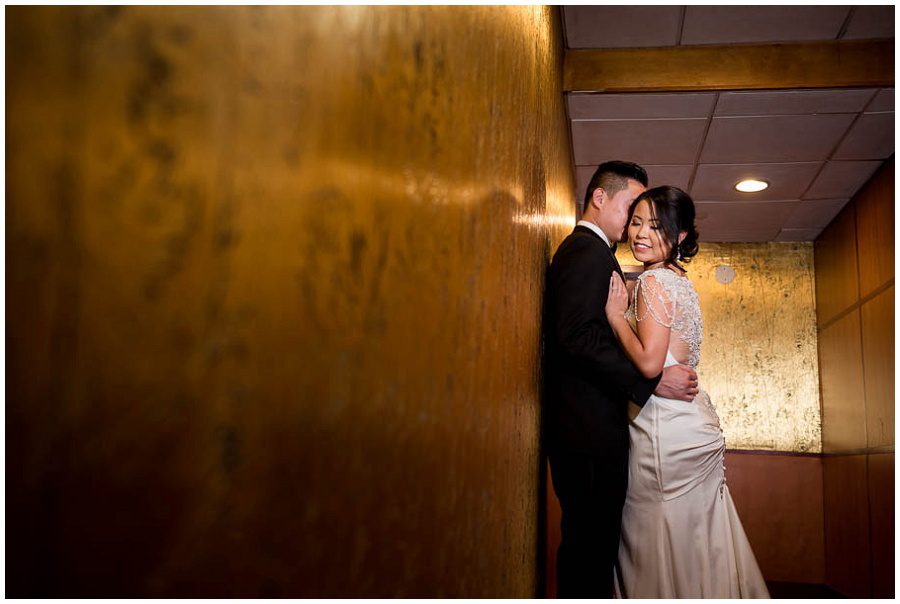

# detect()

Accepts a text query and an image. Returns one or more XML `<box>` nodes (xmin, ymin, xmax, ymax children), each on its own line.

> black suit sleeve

<box><xmin>551</xmin><ymin>237</ymin><xmax>661</xmax><ymax>405</ymax></box>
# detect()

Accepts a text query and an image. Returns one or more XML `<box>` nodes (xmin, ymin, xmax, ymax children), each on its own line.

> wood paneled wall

<box><xmin>723</xmin><ymin>452</ymin><xmax>826</xmax><ymax>584</ymax></box>
<box><xmin>6</xmin><ymin>6</ymin><xmax>575</xmax><ymax>597</ymax></box>
<box><xmin>815</xmin><ymin>158</ymin><xmax>894</xmax><ymax>598</ymax></box>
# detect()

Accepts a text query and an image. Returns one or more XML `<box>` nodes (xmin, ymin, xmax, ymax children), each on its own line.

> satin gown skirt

<box><xmin>614</xmin><ymin>366</ymin><xmax>770</xmax><ymax>598</ymax></box>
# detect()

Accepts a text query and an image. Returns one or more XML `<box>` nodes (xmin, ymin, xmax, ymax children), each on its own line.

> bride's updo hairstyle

<box><xmin>630</xmin><ymin>185</ymin><xmax>700</xmax><ymax>269</ymax></box>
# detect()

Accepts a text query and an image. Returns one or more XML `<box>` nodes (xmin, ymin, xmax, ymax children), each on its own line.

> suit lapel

<box><xmin>610</xmin><ymin>248</ymin><xmax>624</xmax><ymax>280</ymax></box>
<box><xmin>575</xmin><ymin>225</ymin><xmax>623</xmax><ymax>279</ymax></box>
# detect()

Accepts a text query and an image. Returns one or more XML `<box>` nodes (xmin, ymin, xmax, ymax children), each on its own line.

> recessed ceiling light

<box><xmin>735</xmin><ymin>179</ymin><xmax>769</xmax><ymax>193</ymax></box>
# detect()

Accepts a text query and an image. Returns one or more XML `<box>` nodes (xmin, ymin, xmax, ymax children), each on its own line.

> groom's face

<box><xmin>605</xmin><ymin>179</ymin><xmax>646</xmax><ymax>242</ymax></box>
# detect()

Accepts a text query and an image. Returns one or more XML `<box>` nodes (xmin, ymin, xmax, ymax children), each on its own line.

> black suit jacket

<box><xmin>543</xmin><ymin>225</ymin><xmax>662</xmax><ymax>456</ymax></box>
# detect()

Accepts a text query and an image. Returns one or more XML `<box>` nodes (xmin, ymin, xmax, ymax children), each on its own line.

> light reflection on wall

<box><xmin>5</xmin><ymin>5</ymin><xmax>577</xmax><ymax>596</ymax></box>
<box><xmin>617</xmin><ymin>242</ymin><xmax>821</xmax><ymax>453</ymax></box>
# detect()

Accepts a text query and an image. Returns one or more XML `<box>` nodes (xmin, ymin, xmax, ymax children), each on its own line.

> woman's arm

<box><xmin>604</xmin><ymin>273</ymin><xmax>672</xmax><ymax>378</ymax></box>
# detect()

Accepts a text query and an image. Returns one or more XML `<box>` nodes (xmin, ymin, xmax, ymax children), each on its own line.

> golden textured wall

<box><xmin>617</xmin><ymin>242</ymin><xmax>821</xmax><ymax>452</ymax></box>
<box><xmin>7</xmin><ymin>6</ymin><xmax>574</xmax><ymax>597</ymax></box>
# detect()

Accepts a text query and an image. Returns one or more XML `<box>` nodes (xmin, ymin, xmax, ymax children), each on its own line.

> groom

<box><xmin>543</xmin><ymin>160</ymin><xmax>699</xmax><ymax>598</ymax></box>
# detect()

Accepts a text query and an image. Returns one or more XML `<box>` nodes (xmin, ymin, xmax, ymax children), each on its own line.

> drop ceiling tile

<box><xmin>563</xmin><ymin>6</ymin><xmax>682</xmax><ymax>49</ymax></box>
<box><xmin>572</xmin><ymin>119</ymin><xmax>707</xmax><ymax>166</ymax></box>
<box><xmin>644</xmin><ymin>165</ymin><xmax>694</xmax><ymax>190</ymax></box>
<box><xmin>568</xmin><ymin>93</ymin><xmax>716</xmax><ymax>120</ymax></box>
<box><xmin>842</xmin><ymin>6</ymin><xmax>895</xmax><ymax>39</ymax></box>
<box><xmin>695</xmin><ymin>200</ymin><xmax>798</xmax><ymax>228</ymax></box>
<box><xmin>832</xmin><ymin>113</ymin><xmax>895</xmax><ymax>160</ymax></box>
<box><xmin>776</xmin><ymin>228</ymin><xmax>823</xmax><ymax>242</ymax></box>
<box><xmin>867</xmin><ymin>89</ymin><xmax>894</xmax><ymax>113</ymax></box>
<box><xmin>699</xmin><ymin>114</ymin><xmax>856</xmax><ymax>163</ymax></box>
<box><xmin>715</xmin><ymin>89</ymin><xmax>877</xmax><ymax>116</ymax></box>
<box><xmin>575</xmin><ymin>164</ymin><xmax>693</xmax><ymax>199</ymax></box>
<box><xmin>695</xmin><ymin>200</ymin><xmax>798</xmax><ymax>242</ymax></box>
<box><xmin>699</xmin><ymin>228</ymin><xmax>783</xmax><ymax>242</ymax></box>
<box><xmin>574</xmin><ymin>166</ymin><xmax>595</xmax><ymax>202</ymax></box>
<box><xmin>804</xmin><ymin>160</ymin><xmax>882</xmax><ymax>199</ymax></box>
<box><xmin>691</xmin><ymin>162</ymin><xmax>822</xmax><ymax>202</ymax></box>
<box><xmin>682</xmin><ymin>6</ymin><xmax>851</xmax><ymax>45</ymax></box>
<box><xmin>784</xmin><ymin>199</ymin><xmax>850</xmax><ymax>229</ymax></box>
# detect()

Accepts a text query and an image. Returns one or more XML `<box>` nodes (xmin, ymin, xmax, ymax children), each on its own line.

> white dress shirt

<box><xmin>576</xmin><ymin>220</ymin><xmax>613</xmax><ymax>249</ymax></box>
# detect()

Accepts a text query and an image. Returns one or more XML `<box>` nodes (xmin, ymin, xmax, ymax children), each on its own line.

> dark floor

<box><xmin>766</xmin><ymin>581</ymin><xmax>845</xmax><ymax>598</ymax></box>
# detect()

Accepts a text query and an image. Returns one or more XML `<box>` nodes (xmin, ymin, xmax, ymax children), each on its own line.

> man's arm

<box><xmin>656</xmin><ymin>365</ymin><xmax>699</xmax><ymax>401</ymax></box>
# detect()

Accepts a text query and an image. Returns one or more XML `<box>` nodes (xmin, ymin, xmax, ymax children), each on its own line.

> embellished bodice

<box><xmin>625</xmin><ymin>267</ymin><xmax>703</xmax><ymax>368</ymax></box>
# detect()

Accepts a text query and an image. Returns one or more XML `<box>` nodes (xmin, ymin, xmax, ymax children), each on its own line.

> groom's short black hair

<box><xmin>583</xmin><ymin>160</ymin><xmax>649</xmax><ymax>208</ymax></box>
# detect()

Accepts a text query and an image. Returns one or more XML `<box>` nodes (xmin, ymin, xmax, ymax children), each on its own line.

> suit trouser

<box><xmin>549</xmin><ymin>447</ymin><xmax>628</xmax><ymax>598</ymax></box>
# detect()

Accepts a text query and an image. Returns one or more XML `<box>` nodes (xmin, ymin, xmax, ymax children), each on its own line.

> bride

<box><xmin>604</xmin><ymin>186</ymin><xmax>770</xmax><ymax>598</ymax></box>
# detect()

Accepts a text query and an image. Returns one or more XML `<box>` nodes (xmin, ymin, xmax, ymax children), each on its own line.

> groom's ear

<box><xmin>591</xmin><ymin>186</ymin><xmax>606</xmax><ymax>210</ymax></box>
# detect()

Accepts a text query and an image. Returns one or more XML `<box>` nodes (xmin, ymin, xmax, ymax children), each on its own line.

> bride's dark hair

<box><xmin>629</xmin><ymin>186</ymin><xmax>700</xmax><ymax>270</ymax></box>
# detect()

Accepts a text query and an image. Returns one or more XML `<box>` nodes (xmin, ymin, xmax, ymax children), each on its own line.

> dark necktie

<box><xmin>609</xmin><ymin>242</ymin><xmax>623</xmax><ymax>278</ymax></box>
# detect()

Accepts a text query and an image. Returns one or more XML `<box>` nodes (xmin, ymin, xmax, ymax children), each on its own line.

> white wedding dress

<box><xmin>613</xmin><ymin>268</ymin><xmax>770</xmax><ymax>599</ymax></box>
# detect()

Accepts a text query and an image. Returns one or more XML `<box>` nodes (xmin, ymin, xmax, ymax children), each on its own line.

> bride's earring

<box><xmin>676</xmin><ymin>244</ymin><xmax>683</xmax><ymax>262</ymax></box>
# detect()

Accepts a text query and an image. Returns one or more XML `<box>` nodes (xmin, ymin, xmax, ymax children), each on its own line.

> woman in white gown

<box><xmin>604</xmin><ymin>186</ymin><xmax>769</xmax><ymax>599</ymax></box>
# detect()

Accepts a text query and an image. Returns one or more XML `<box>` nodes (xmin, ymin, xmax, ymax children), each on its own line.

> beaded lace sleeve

<box><xmin>626</xmin><ymin>268</ymin><xmax>703</xmax><ymax>368</ymax></box>
<box><xmin>631</xmin><ymin>273</ymin><xmax>677</xmax><ymax>328</ymax></box>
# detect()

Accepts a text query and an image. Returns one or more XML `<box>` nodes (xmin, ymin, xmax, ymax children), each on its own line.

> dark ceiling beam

<box><xmin>564</xmin><ymin>40</ymin><xmax>894</xmax><ymax>92</ymax></box>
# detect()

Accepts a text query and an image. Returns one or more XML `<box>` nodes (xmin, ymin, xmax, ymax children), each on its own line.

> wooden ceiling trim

<box><xmin>564</xmin><ymin>40</ymin><xmax>894</xmax><ymax>92</ymax></box>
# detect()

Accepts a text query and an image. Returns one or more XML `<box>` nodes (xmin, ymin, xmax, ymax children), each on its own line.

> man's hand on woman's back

<box><xmin>655</xmin><ymin>365</ymin><xmax>699</xmax><ymax>401</ymax></box>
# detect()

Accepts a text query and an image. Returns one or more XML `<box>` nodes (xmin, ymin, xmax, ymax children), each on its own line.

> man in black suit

<box><xmin>543</xmin><ymin>160</ymin><xmax>699</xmax><ymax>598</ymax></box>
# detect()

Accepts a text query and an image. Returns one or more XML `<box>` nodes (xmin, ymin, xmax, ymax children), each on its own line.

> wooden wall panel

<box><xmin>823</xmin><ymin>455</ymin><xmax>871</xmax><ymax>598</ymax></box>
<box><xmin>855</xmin><ymin>160</ymin><xmax>895</xmax><ymax>298</ymax></box>
<box><xmin>862</xmin><ymin>286</ymin><xmax>894</xmax><ymax>448</ymax></box>
<box><xmin>7</xmin><ymin>6</ymin><xmax>575</xmax><ymax>597</ymax></box>
<box><xmin>814</xmin><ymin>203</ymin><xmax>859</xmax><ymax>326</ymax></box>
<box><xmin>868</xmin><ymin>453</ymin><xmax>895</xmax><ymax>598</ymax></box>
<box><xmin>814</xmin><ymin>155</ymin><xmax>893</xmax><ymax>599</ymax></box>
<box><xmin>724</xmin><ymin>452</ymin><xmax>825</xmax><ymax>583</ymax></box>
<box><xmin>818</xmin><ymin>310</ymin><xmax>867</xmax><ymax>452</ymax></box>
<box><xmin>563</xmin><ymin>41</ymin><xmax>895</xmax><ymax>92</ymax></box>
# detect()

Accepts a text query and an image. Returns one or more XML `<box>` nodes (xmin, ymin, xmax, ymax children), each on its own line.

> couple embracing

<box><xmin>543</xmin><ymin>161</ymin><xmax>770</xmax><ymax>599</ymax></box>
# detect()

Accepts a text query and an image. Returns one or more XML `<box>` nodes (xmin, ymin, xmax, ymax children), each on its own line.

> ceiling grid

<box><xmin>563</xmin><ymin>6</ymin><xmax>894</xmax><ymax>242</ymax></box>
